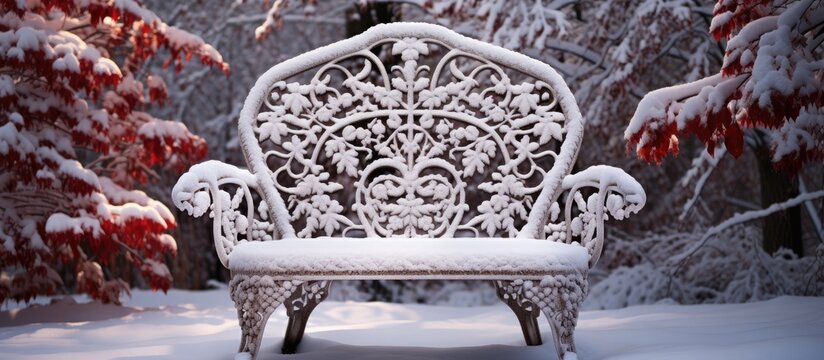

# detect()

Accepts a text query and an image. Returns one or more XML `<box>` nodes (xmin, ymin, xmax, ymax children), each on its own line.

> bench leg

<box><xmin>281</xmin><ymin>280</ymin><xmax>332</xmax><ymax>354</ymax></box>
<box><xmin>535</xmin><ymin>274</ymin><xmax>587</xmax><ymax>360</ymax></box>
<box><xmin>494</xmin><ymin>280</ymin><xmax>542</xmax><ymax>346</ymax></box>
<box><xmin>235</xmin><ymin>308</ymin><xmax>247</xmax><ymax>353</ymax></box>
<box><xmin>230</xmin><ymin>275</ymin><xmax>291</xmax><ymax>360</ymax></box>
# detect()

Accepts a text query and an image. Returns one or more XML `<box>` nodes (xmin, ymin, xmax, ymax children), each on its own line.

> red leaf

<box><xmin>724</xmin><ymin>122</ymin><xmax>744</xmax><ymax>158</ymax></box>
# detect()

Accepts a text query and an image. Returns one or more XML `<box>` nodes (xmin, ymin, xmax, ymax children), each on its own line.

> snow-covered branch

<box><xmin>799</xmin><ymin>178</ymin><xmax>824</xmax><ymax>244</ymax></box>
<box><xmin>670</xmin><ymin>190</ymin><xmax>824</xmax><ymax>271</ymax></box>
<box><xmin>626</xmin><ymin>0</ymin><xmax>824</xmax><ymax>172</ymax></box>
<box><xmin>679</xmin><ymin>146</ymin><xmax>727</xmax><ymax>220</ymax></box>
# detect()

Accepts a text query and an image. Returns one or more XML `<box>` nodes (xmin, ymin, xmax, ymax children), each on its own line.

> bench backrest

<box><xmin>238</xmin><ymin>23</ymin><xmax>583</xmax><ymax>240</ymax></box>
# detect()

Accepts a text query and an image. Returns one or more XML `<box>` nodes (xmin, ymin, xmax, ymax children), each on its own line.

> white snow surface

<box><xmin>228</xmin><ymin>238</ymin><xmax>589</xmax><ymax>276</ymax></box>
<box><xmin>1</xmin><ymin>289</ymin><xmax>823</xmax><ymax>359</ymax></box>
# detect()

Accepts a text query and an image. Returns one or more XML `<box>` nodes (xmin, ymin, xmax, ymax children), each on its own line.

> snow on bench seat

<box><xmin>228</xmin><ymin>238</ymin><xmax>588</xmax><ymax>279</ymax></box>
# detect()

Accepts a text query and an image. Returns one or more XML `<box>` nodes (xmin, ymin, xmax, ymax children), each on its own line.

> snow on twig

<box><xmin>679</xmin><ymin>146</ymin><xmax>726</xmax><ymax>221</ymax></box>
<box><xmin>670</xmin><ymin>190</ymin><xmax>824</xmax><ymax>274</ymax></box>
<box><xmin>799</xmin><ymin>178</ymin><xmax>824</xmax><ymax>244</ymax></box>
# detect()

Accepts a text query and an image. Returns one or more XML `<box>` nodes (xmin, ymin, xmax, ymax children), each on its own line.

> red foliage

<box><xmin>626</xmin><ymin>122</ymin><xmax>680</xmax><ymax>164</ymax></box>
<box><xmin>709</xmin><ymin>0</ymin><xmax>772</xmax><ymax>40</ymax></box>
<box><xmin>723</xmin><ymin>122</ymin><xmax>744</xmax><ymax>158</ymax></box>
<box><xmin>0</xmin><ymin>1</ymin><xmax>228</xmax><ymax>303</ymax></box>
<box><xmin>139</xmin><ymin>128</ymin><xmax>209</xmax><ymax>171</ymax></box>
<box><xmin>147</xmin><ymin>75</ymin><xmax>168</xmax><ymax>105</ymax></box>
<box><xmin>627</xmin><ymin>0</ymin><xmax>822</xmax><ymax>174</ymax></box>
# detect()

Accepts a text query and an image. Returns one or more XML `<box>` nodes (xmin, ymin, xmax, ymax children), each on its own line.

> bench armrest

<box><xmin>546</xmin><ymin>165</ymin><xmax>646</xmax><ymax>268</ymax></box>
<box><xmin>172</xmin><ymin>160</ymin><xmax>274</xmax><ymax>268</ymax></box>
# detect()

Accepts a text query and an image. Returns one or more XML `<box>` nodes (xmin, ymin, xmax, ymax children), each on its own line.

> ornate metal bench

<box><xmin>172</xmin><ymin>23</ymin><xmax>645</xmax><ymax>360</ymax></box>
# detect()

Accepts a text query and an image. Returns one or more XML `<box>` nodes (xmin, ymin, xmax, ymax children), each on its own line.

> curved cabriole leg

<box><xmin>230</xmin><ymin>275</ymin><xmax>290</xmax><ymax>360</ymax></box>
<box><xmin>494</xmin><ymin>280</ymin><xmax>542</xmax><ymax>346</ymax></box>
<box><xmin>534</xmin><ymin>274</ymin><xmax>588</xmax><ymax>360</ymax></box>
<box><xmin>230</xmin><ymin>276</ymin><xmax>253</xmax><ymax>354</ymax></box>
<box><xmin>281</xmin><ymin>280</ymin><xmax>332</xmax><ymax>354</ymax></box>
<box><xmin>235</xmin><ymin>308</ymin><xmax>247</xmax><ymax>353</ymax></box>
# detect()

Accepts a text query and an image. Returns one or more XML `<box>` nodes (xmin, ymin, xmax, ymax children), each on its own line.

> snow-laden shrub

<box><xmin>0</xmin><ymin>1</ymin><xmax>227</xmax><ymax>304</ymax></box>
<box><xmin>586</xmin><ymin>226</ymin><xmax>824</xmax><ymax>310</ymax></box>
<box><xmin>585</xmin><ymin>263</ymin><xmax>685</xmax><ymax>310</ymax></box>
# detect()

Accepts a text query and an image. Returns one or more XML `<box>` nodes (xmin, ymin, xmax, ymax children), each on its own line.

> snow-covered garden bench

<box><xmin>172</xmin><ymin>23</ymin><xmax>645</xmax><ymax>360</ymax></box>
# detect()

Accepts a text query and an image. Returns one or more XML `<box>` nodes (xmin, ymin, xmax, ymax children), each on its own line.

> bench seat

<box><xmin>228</xmin><ymin>238</ymin><xmax>589</xmax><ymax>278</ymax></box>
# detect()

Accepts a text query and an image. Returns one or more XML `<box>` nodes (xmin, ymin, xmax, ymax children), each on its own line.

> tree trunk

<box><xmin>345</xmin><ymin>2</ymin><xmax>397</xmax><ymax>39</ymax></box>
<box><xmin>754</xmin><ymin>138</ymin><xmax>803</xmax><ymax>256</ymax></box>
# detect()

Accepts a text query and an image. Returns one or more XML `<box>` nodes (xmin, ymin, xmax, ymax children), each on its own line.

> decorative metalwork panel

<box><xmin>250</xmin><ymin>37</ymin><xmax>570</xmax><ymax>238</ymax></box>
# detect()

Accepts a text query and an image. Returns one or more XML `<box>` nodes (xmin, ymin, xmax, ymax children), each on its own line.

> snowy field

<box><xmin>1</xmin><ymin>289</ymin><xmax>823</xmax><ymax>360</ymax></box>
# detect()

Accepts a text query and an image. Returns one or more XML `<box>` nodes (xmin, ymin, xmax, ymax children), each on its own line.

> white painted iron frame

<box><xmin>172</xmin><ymin>23</ymin><xmax>645</xmax><ymax>360</ymax></box>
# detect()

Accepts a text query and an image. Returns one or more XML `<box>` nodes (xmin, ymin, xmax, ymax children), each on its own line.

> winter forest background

<box><xmin>2</xmin><ymin>0</ymin><xmax>823</xmax><ymax>311</ymax></box>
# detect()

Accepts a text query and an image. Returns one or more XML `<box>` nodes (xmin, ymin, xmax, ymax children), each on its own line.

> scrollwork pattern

<box><xmin>545</xmin><ymin>166</ymin><xmax>646</xmax><ymax>267</ymax></box>
<box><xmin>254</xmin><ymin>37</ymin><xmax>568</xmax><ymax>238</ymax></box>
<box><xmin>172</xmin><ymin>162</ymin><xmax>274</xmax><ymax>267</ymax></box>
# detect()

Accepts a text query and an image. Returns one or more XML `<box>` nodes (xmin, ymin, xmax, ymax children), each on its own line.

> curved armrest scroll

<box><xmin>172</xmin><ymin>160</ymin><xmax>274</xmax><ymax>268</ymax></box>
<box><xmin>553</xmin><ymin>165</ymin><xmax>646</xmax><ymax>268</ymax></box>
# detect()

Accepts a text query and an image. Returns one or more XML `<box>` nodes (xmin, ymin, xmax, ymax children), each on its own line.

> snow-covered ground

<box><xmin>1</xmin><ymin>289</ymin><xmax>823</xmax><ymax>360</ymax></box>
